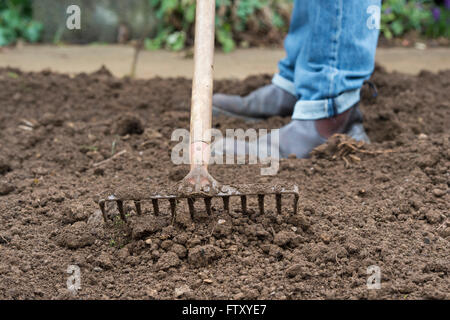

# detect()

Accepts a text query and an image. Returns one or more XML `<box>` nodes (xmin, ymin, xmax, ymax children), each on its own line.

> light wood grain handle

<box><xmin>190</xmin><ymin>0</ymin><xmax>216</xmax><ymax>169</ymax></box>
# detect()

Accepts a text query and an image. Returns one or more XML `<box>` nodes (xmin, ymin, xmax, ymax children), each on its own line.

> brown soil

<box><xmin>0</xmin><ymin>66</ymin><xmax>448</xmax><ymax>300</ymax></box>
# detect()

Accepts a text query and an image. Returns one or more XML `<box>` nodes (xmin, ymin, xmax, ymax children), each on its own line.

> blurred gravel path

<box><xmin>0</xmin><ymin>45</ymin><xmax>449</xmax><ymax>78</ymax></box>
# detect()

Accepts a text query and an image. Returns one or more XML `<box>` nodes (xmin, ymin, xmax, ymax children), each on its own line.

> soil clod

<box><xmin>188</xmin><ymin>245</ymin><xmax>222</xmax><ymax>267</ymax></box>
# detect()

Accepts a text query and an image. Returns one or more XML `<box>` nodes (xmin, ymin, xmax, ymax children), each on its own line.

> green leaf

<box><xmin>166</xmin><ymin>31</ymin><xmax>186</xmax><ymax>51</ymax></box>
<box><xmin>216</xmin><ymin>28</ymin><xmax>235</xmax><ymax>53</ymax></box>
<box><xmin>184</xmin><ymin>4</ymin><xmax>195</xmax><ymax>23</ymax></box>
<box><xmin>391</xmin><ymin>20</ymin><xmax>404</xmax><ymax>36</ymax></box>
<box><xmin>144</xmin><ymin>37</ymin><xmax>162</xmax><ymax>50</ymax></box>
<box><xmin>1</xmin><ymin>9</ymin><xmax>23</xmax><ymax>30</ymax></box>
<box><xmin>7</xmin><ymin>71</ymin><xmax>19</xmax><ymax>79</ymax></box>
<box><xmin>160</xmin><ymin>0</ymin><xmax>178</xmax><ymax>14</ymax></box>
<box><xmin>0</xmin><ymin>27</ymin><xmax>15</xmax><ymax>46</ymax></box>
<box><xmin>272</xmin><ymin>12</ymin><xmax>284</xmax><ymax>29</ymax></box>
<box><xmin>23</xmin><ymin>20</ymin><xmax>42</xmax><ymax>42</ymax></box>
<box><xmin>383</xmin><ymin>28</ymin><xmax>393</xmax><ymax>40</ymax></box>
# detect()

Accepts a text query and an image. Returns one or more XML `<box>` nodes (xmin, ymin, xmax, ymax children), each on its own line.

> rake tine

<box><xmin>222</xmin><ymin>196</ymin><xmax>230</xmax><ymax>214</ymax></box>
<box><xmin>99</xmin><ymin>200</ymin><xmax>107</xmax><ymax>222</ymax></box>
<box><xmin>187</xmin><ymin>198</ymin><xmax>195</xmax><ymax>218</ymax></box>
<box><xmin>258</xmin><ymin>194</ymin><xmax>265</xmax><ymax>215</ymax></box>
<box><xmin>204</xmin><ymin>197</ymin><xmax>212</xmax><ymax>216</ymax></box>
<box><xmin>240</xmin><ymin>196</ymin><xmax>247</xmax><ymax>214</ymax></box>
<box><xmin>169</xmin><ymin>199</ymin><xmax>177</xmax><ymax>223</ymax></box>
<box><xmin>152</xmin><ymin>199</ymin><xmax>159</xmax><ymax>216</ymax></box>
<box><xmin>134</xmin><ymin>201</ymin><xmax>142</xmax><ymax>215</ymax></box>
<box><xmin>293</xmin><ymin>194</ymin><xmax>299</xmax><ymax>215</ymax></box>
<box><xmin>116</xmin><ymin>200</ymin><xmax>126</xmax><ymax>221</ymax></box>
<box><xmin>276</xmin><ymin>194</ymin><xmax>282</xmax><ymax>215</ymax></box>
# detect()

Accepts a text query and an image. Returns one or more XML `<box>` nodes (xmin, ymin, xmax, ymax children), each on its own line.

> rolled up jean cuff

<box><xmin>272</xmin><ymin>73</ymin><xmax>297</xmax><ymax>97</ymax></box>
<box><xmin>291</xmin><ymin>88</ymin><xmax>361</xmax><ymax>120</ymax></box>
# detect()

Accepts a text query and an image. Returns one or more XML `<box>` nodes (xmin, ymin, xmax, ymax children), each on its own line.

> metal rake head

<box><xmin>98</xmin><ymin>184</ymin><xmax>299</xmax><ymax>223</ymax></box>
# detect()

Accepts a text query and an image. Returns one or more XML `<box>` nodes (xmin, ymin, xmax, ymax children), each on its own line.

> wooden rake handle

<box><xmin>190</xmin><ymin>0</ymin><xmax>216</xmax><ymax>171</ymax></box>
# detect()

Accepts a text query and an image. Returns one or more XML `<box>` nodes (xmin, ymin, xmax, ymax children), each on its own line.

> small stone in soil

<box><xmin>56</xmin><ymin>221</ymin><xmax>95</xmax><ymax>249</ymax></box>
<box><xmin>131</xmin><ymin>215</ymin><xmax>167</xmax><ymax>240</ymax></box>
<box><xmin>286</xmin><ymin>264</ymin><xmax>304</xmax><ymax>278</ymax></box>
<box><xmin>87</xmin><ymin>210</ymin><xmax>104</xmax><ymax>227</ymax></box>
<box><xmin>438</xmin><ymin>227</ymin><xmax>450</xmax><ymax>238</ymax></box>
<box><xmin>171</xmin><ymin>243</ymin><xmax>187</xmax><ymax>259</ymax></box>
<box><xmin>0</xmin><ymin>181</ymin><xmax>14</xmax><ymax>196</ymax></box>
<box><xmin>320</xmin><ymin>232</ymin><xmax>332</xmax><ymax>244</ymax></box>
<box><xmin>188</xmin><ymin>245</ymin><xmax>222</xmax><ymax>267</ymax></box>
<box><xmin>160</xmin><ymin>240</ymin><xmax>173</xmax><ymax>250</ymax></box>
<box><xmin>425</xmin><ymin>210</ymin><xmax>442</xmax><ymax>224</ymax></box>
<box><xmin>155</xmin><ymin>252</ymin><xmax>181</xmax><ymax>271</ymax></box>
<box><xmin>268</xmin><ymin>245</ymin><xmax>283</xmax><ymax>259</ymax></box>
<box><xmin>432</xmin><ymin>188</ymin><xmax>446</xmax><ymax>197</ymax></box>
<box><xmin>94</xmin><ymin>168</ymin><xmax>104</xmax><ymax>176</ymax></box>
<box><xmin>274</xmin><ymin>231</ymin><xmax>296</xmax><ymax>247</ymax></box>
<box><xmin>287</xmin><ymin>214</ymin><xmax>310</xmax><ymax>230</ymax></box>
<box><xmin>0</xmin><ymin>159</ymin><xmax>12</xmax><ymax>175</ymax></box>
<box><xmin>174</xmin><ymin>285</ymin><xmax>192</xmax><ymax>298</ymax></box>
<box><xmin>117</xmin><ymin>247</ymin><xmax>129</xmax><ymax>260</ymax></box>
<box><xmin>96</xmin><ymin>252</ymin><xmax>113</xmax><ymax>269</ymax></box>
<box><xmin>145</xmin><ymin>289</ymin><xmax>158</xmax><ymax>299</ymax></box>
<box><xmin>233</xmin><ymin>292</ymin><xmax>245</xmax><ymax>300</ymax></box>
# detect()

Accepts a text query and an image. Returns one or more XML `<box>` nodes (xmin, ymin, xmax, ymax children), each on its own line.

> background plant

<box><xmin>145</xmin><ymin>0</ymin><xmax>293</xmax><ymax>52</ymax></box>
<box><xmin>0</xmin><ymin>0</ymin><xmax>448</xmax><ymax>49</ymax></box>
<box><xmin>147</xmin><ymin>0</ymin><xmax>448</xmax><ymax>52</ymax></box>
<box><xmin>381</xmin><ymin>0</ymin><xmax>449</xmax><ymax>39</ymax></box>
<box><xmin>0</xmin><ymin>0</ymin><xmax>43</xmax><ymax>46</ymax></box>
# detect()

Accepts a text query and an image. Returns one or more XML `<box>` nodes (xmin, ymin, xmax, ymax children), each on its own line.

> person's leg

<box><xmin>213</xmin><ymin>0</ymin><xmax>381</xmax><ymax>159</ymax></box>
<box><xmin>212</xmin><ymin>0</ymin><xmax>306</xmax><ymax>120</ymax></box>
<box><xmin>273</xmin><ymin>0</ymin><xmax>381</xmax><ymax>158</ymax></box>
<box><xmin>291</xmin><ymin>0</ymin><xmax>380</xmax><ymax>120</ymax></box>
<box><xmin>272</xmin><ymin>0</ymin><xmax>307</xmax><ymax>97</ymax></box>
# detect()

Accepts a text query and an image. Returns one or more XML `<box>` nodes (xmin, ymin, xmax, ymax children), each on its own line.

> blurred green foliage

<box><xmin>0</xmin><ymin>0</ymin><xmax>43</xmax><ymax>46</ymax></box>
<box><xmin>381</xmin><ymin>0</ymin><xmax>449</xmax><ymax>39</ymax></box>
<box><xmin>145</xmin><ymin>0</ymin><xmax>292</xmax><ymax>52</ymax></box>
<box><xmin>147</xmin><ymin>0</ymin><xmax>448</xmax><ymax>52</ymax></box>
<box><xmin>0</xmin><ymin>0</ymin><xmax>448</xmax><ymax>49</ymax></box>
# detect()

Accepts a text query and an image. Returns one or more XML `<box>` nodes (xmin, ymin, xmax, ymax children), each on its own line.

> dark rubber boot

<box><xmin>212</xmin><ymin>84</ymin><xmax>297</xmax><ymax>121</ymax></box>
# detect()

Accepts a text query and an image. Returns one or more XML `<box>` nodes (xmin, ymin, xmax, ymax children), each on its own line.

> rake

<box><xmin>98</xmin><ymin>0</ymin><xmax>299</xmax><ymax>223</ymax></box>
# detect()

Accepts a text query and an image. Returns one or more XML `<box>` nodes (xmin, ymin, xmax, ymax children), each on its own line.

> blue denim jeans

<box><xmin>272</xmin><ymin>0</ymin><xmax>381</xmax><ymax>120</ymax></box>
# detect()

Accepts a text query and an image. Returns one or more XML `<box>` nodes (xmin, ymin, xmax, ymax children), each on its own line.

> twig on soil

<box><xmin>0</xmin><ymin>235</ymin><xmax>9</xmax><ymax>244</ymax></box>
<box><xmin>335</xmin><ymin>253</ymin><xmax>342</xmax><ymax>266</ymax></box>
<box><xmin>209</xmin><ymin>223</ymin><xmax>217</xmax><ymax>238</ymax></box>
<box><xmin>93</xmin><ymin>150</ymin><xmax>127</xmax><ymax>168</ymax></box>
<box><xmin>337</xmin><ymin>140</ymin><xmax>393</xmax><ymax>155</ymax></box>
<box><xmin>270</xmin><ymin>226</ymin><xmax>276</xmax><ymax>238</ymax></box>
<box><xmin>20</xmin><ymin>119</ymin><xmax>35</xmax><ymax>128</ymax></box>
<box><xmin>130</xmin><ymin>40</ymin><xmax>143</xmax><ymax>79</ymax></box>
<box><xmin>18</xmin><ymin>125</ymin><xmax>33</xmax><ymax>132</ymax></box>
<box><xmin>348</xmin><ymin>154</ymin><xmax>361</xmax><ymax>163</ymax></box>
<box><xmin>327</xmin><ymin>135</ymin><xmax>395</xmax><ymax>167</ymax></box>
<box><xmin>18</xmin><ymin>118</ymin><xmax>36</xmax><ymax>131</ymax></box>
<box><xmin>129</xmin><ymin>0</ymin><xmax>150</xmax><ymax>79</ymax></box>
<box><xmin>342</xmin><ymin>156</ymin><xmax>350</xmax><ymax>168</ymax></box>
<box><xmin>436</xmin><ymin>219</ymin><xmax>448</xmax><ymax>230</ymax></box>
